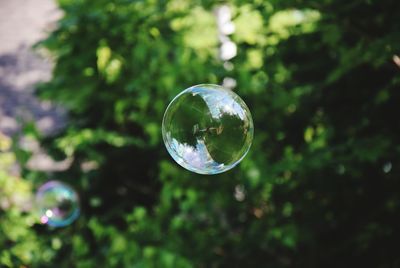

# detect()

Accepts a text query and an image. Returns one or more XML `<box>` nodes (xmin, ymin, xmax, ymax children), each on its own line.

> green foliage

<box><xmin>0</xmin><ymin>134</ymin><xmax>46</xmax><ymax>266</ymax></box>
<box><xmin>2</xmin><ymin>0</ymin><xmax>400</xmax><ymax>267</ymax></box>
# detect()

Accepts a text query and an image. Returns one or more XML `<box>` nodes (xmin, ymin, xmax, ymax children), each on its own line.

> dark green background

<box><xmin>1</xmin><ymin>0</ymin><xmax>400</xmax><ymax>267</ymax></box>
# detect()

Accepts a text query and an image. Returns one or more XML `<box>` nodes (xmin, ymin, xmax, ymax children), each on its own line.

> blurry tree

<box><xmin>1</xmin><ymin>0</ymin><xmax>400</xmax><ymax>267</ymax></box>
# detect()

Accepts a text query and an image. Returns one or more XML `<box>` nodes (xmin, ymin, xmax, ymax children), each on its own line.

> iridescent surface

<box><xmin>35</xmin><ymin>180</ymin><xmax>80</xmax><ymax>227</ymax></box>
<box><xmin>162</xmin><ymin>84</ymin><xmax>254</xmax><ymax>174</ymax></box>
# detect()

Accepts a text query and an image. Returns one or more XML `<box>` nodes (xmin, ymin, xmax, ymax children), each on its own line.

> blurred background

<box><xmin>1</xmin><ymin>0</ymin><xmax>400</xmax><ymax>267</ymax></box>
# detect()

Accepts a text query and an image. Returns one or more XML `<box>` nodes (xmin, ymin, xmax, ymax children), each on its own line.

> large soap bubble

<box><xmin>35</xmin><ymin>180</ymin><xmax>80</xmax><ymax>227</ymax></box>
<box><xmin>162</xmin><ymin>84</ymin><xmax>253</xmax><ymax>174</ymax></box>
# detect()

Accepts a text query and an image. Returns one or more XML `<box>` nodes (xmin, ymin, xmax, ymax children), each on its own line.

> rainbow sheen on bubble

<box><xmin>35</xmin><ymin>180</ymin><xmax>80</xmax><ymax>227</ymax></box>
<box><xmin>162</xmin><ymin>84</ymin><xmax>254</xmax><ymax>174</ymax></box>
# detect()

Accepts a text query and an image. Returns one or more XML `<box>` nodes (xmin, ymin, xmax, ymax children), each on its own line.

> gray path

<box><xmin>0</xmin><ymin>0</ymin><xmax>70</xmax><ymax>171</ymax></box>
<box><xmin>0</xmin><ymin>0</ymin><xmax>65</xmax><ymax>136</ymax></box>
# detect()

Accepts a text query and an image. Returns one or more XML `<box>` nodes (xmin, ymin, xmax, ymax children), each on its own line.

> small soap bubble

<box><xmin>35</xmin><ymin>180</ymin><xmax>80</xmax><ymax>227</ymax></box>
<box><xmin>162</xmin><ymin>84</ymin><xmax>254</xmax><ymax>175</ymax></box>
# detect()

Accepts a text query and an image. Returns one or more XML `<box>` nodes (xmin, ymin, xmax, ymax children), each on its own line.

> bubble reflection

<box><xmin>35</xmin><ymin>180</ymin><xmax>80</xmax><ymax>227</ymax></box>
<box><xmin>162</xmin><ymin>84</ymin><xmax>253</xmax><ymax>174</ymax></box>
